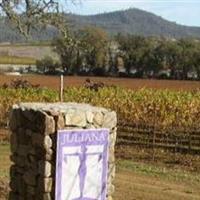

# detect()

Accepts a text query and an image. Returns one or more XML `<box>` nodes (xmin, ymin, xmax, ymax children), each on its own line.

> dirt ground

<box><xmin>0</xmin><ymin>75</ymin><xmax>200</xmax><ymax>91</ymax></box>
<box><xmin>1</xmin><ymin>169</ymin><xmax>199</xmax><ymax>200</ymax></box>
<box><xmin>0</xmin><ymin>140</ymin><xmax>200</xmax><ymax>200</ymax></box>
<box><xmin>114</xmin><ymin>169</ymin><xmax>200</xmax><ymax>200</ymax></box>
<box><xmin>0</xmin><ymin>129</ymin><xmax>9</xmax><ymax>142</ymax></box>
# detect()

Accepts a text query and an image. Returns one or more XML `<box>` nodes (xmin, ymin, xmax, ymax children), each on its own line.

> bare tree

<box><xmin>0</xmin><ymin>0</ymin><xmax>78</xmax><ymax>38</ymax></box>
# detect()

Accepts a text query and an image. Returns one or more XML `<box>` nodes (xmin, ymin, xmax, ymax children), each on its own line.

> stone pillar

<box><xmin>9</xmin><ymin>103</ymin><xmax>117</xmax><ymax>200</ymax></box>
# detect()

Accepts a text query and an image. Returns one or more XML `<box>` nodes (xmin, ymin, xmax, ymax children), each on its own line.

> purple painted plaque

<box><xmin>55</xmin><ymin>129</ymin><xmax>109</xmax><ymax>200</ymax></box>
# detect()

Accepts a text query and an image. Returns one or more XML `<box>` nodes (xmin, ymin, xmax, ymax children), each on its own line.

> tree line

<box><xmin>116</xmin><ymin>34</ymin><xmax>200</xmax><ymax>80</ymax></box>
<box><xmin>36</xmin><ymin>27</ymin><xmax>200</xmax><ymax>80</ymax></box>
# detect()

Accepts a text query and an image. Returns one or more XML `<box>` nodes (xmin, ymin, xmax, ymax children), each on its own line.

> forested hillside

<box><xmin>1</xmin><ymin>8</ymin><xmax>200</xmax><ymax>42</ymax></box>
<box><xmin>69</xmin><ymin>8</ymin><xmax>200</xmax><ymax>38</ymax></box>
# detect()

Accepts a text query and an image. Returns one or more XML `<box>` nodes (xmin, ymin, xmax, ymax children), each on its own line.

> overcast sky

<box><xmin>66</xmin><ymin>0</ymin><xmax>200</xmax><ymax>27</ymax></box>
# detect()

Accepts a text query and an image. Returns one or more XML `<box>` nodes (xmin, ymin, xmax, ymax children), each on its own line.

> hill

<box><xmin>1</xmin><ymin>8</ymin><xmax>200</xmax><ymax>42</ymax></box>
<box><xmin>68</xmin><ymin>8</ymin><xmax>200</xmax><ymax>38</ymax></box>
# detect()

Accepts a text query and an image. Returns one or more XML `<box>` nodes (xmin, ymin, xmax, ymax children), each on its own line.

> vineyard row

<box><xmin>117</xmin><ymin>123</ymin><xmax>200</xmax><ymax>154</ymax></box>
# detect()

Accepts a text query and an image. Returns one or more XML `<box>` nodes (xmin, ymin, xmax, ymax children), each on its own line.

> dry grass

<box><xmin>0</xmin><ymin>144</ymin><xmax>10</xmax><ymax>179</ymax></box>
<box><xmin>0</xmin><ymin>144</ymin><xmax>10</xmax><ymax>200</ymax></box>
<box><xmin>115</xmin><ymin>170</ymin><xmax>200</xmax><ymax>200</ymax></box>
<box><xmin>0</xmin><ymin>56</ymin><xmax>36</xmax><ymax>65</ymax></box>
<box><xmin>0</xmin><ymin>143</ymin><xmax>200</xmax><ymax>200</ymax></box>
<box><xmin>115</xmin><ymin>160</ymin><xmax>200</xmax><ymax>200</ymax></box>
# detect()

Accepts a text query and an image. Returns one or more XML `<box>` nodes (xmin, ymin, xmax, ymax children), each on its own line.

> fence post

<box><xmin>188</xmin><ymin>133</ymin><xmax>191</xmax><ymax>153</ymax></box>
<box><xmin>59</xmin><ymin>74</ymin><xmax>64</xmax><ymax>102</ymax></box>
<box><xmin>174</xmin><ymin>135</ymin><xmax>178</xmax><ymax>162</ymax></box>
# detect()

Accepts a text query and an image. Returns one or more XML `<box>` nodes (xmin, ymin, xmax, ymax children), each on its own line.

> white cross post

<box><xmin>60</xmin><ymin>74</ymin><xmax>64</xmax><ymax>102</ymax></box>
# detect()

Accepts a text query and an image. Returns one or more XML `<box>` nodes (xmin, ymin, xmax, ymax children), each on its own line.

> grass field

<box><xmin>0</xmin><ymin>144</ymin><xmax>200</xmax><ymax>200</ymax></box>
<box><xmin>0</xmin><ymin>56</ymin><xmax>36</xmax><ymax>65</ymax></box>
<box><xmin>0</xmin><ymin>42</ymin><xmax>51</xmax><ymax>47</ymax></box>
<box><xmin>0</xmin><ymin>75</ymin><xmax>200</xmax><ymax>91</ymax></box>
<box><xmin>0</xmin><ymin>45</ymin><xmax>58</xmax><ymax>60</ymax></box>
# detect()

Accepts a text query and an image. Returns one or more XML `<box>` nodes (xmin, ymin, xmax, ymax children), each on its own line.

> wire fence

<box><xmin>117</xmin><ymin>122</ymin><xmax>200</xmax><ymax>158</ymax></box>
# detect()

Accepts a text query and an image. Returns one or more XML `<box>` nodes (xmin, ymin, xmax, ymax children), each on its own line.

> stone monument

<box><xmin>9</xmin><ymin>103</ymin><xmax>117</xmax><ymax>200</ymax></box>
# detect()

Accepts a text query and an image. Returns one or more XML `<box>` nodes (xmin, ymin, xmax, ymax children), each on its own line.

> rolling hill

<box><xmin>1</xmin><ymin>8</ymin><xmax>200</xmax><ymax>42</ymax></box>
<box><xmin>68</xmin><ymin>8</ymin><xmax>200</xmax><ymax>38</ymax></box>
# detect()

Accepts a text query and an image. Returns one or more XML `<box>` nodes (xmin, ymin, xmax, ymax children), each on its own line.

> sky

<box><xmin>66</xmin><ymin>0</ymin><xmax>200</xmax><ymax>27</ymax></box>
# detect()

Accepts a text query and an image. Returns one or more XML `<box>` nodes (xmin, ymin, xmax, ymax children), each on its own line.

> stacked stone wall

<box><xmin>9</xmin><ymin>103</ymin><xmax>117</xmax><ymax>200</ymax></box>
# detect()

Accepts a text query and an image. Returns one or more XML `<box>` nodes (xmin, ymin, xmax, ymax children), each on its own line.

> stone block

<box><xmin>103</xmin><ymin>111</ymin><xmax>117</xmax><ymax>129</ymax></box>
<box><xmin>23</xmin><ymin>170</ymin><xmax>36</xmax><ymax>186</ymax></box>
<box><xmin>10</xmin><ymin>133</ymin><xmax>18</xmax><ymax>154</ymax></box>
<box><xmin>56</xmin><ymin>114</ymin><xmax>65</xmax><ymax>130</ymax></box>
<box><xmin>8</xmin><ymin>192</ymin><xmax>19</xmax><ymax>200</ymax></box>
<box><xmin>65</xmin><ymin>110</ymin><xmax>87</xmax><ymax>127</ymax></box>
<box><xmin>86</xmin><ymin>111</ymin><xmax>94</xmax><ymax>123</ymax></box>
<box><xmin>27</xmin><ymin>186</ymin><xmax>35</xmax><ymax>195</ymax></box>
<box><xmin>17</xmin><ymin>128</ymin><xmax>30</xmax><ymax>145</ymax></box>
<box><xmin>9</xmin><ymin>108</ymin><xmax>21</xmax><ymax>131</ymax></box>
<box><xmin>43</xmin><ymin>193</ymin><xmax>52</xmax><ymax>200</ymax></box>
<box><xmin>38</xmin><ymin>161</ymin><xmax>52</xmax><ymax>177</ymax></box>
<box><xmin>93</xmin><ymin>112</ymin><xmax>104</xmax><ymax>126</ymax></box>
<box><xmin>37</xmin><ymin>177</ymin><xmax>53</xmax><ymax>193</ymax></box>
<box><xmin>17</xmin><ymin>145</ymin><xmax>30</xmax><ymax>157</ymax></box>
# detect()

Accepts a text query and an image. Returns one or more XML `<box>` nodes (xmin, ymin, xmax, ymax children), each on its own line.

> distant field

<box><xmin>0</xmin><ymin>41</ymin><xmax>51</xmax><ymax>47</ymax></box>
<box><xmin>0</xmin><ymin>75</ymin><xmax>199</xmax><ymax>91</ymax></box>
<box><xmin>0</xmin><ymin>56</ymin><xmax>36</xmax><ymax>65</ymax></box>
<box><xmin>0</xmin><ymin>45</ymin><xmax>58</xmax><ymax>61</ymax></box>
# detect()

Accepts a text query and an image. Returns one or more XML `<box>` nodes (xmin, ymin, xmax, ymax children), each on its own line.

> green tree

<box><xmin>0</xmin><ymin>1</ymin><xmax>78</xmax><ymax>39</ymax></box>
<box><xmin>177</xmin><ymin>39</ymin><xmax>197</xmax><ymax>79</ymax></box>
<box><xmin>36</xmin><ymin>56</ymin><xmax>60</xmax><ymax>74</ymax></box>
<box><xmin>53</xmin><ymin>33</ymin><xmax>81</xmax><ymax>74</ymax></box>
<box><xmin>53</xmin><ymin>27</ymin><xmax>109</xmax><ymax>75</ymax></box>
<box><xmin>154</xmin><ymin>40</ymin><xmax>182</xmax><ymax>79</ymax></box>
<box><xmin>116</xmin><ymin>35</ymin><xmax>160</xmax><ymax>76</ymax></box>
<box><xmin>78</xmin><ymin>26</ymin><xmax>109</xmax><ymax>74</ymax></box>
<box><xmin>190</xmin><ymin>41</ymin><xmax>200</xmax><ymax>80</ymax></box>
